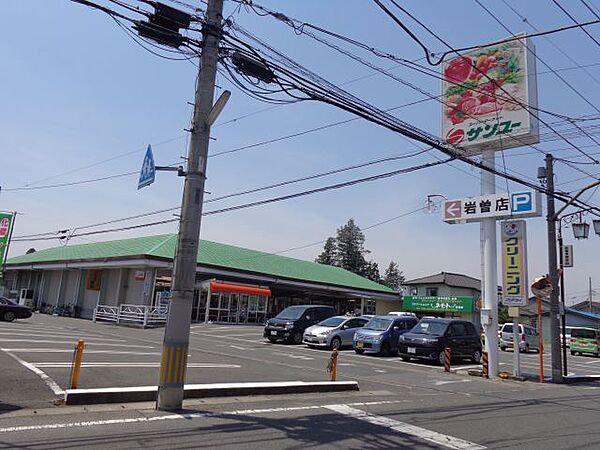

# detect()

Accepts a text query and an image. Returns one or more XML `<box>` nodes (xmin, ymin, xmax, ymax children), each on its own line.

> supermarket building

<box><xmin>1</xmin><ymin>234</ymin><xmax>399</xmax><ymax>325</ymax></box>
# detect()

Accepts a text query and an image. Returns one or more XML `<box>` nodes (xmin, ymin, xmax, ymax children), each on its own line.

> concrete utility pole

<box><xmin>545</xmin><ymin>154</ymin><xmax>563</xmax><ymax>383</ymax></box>
<box><xmin>481</xmin><ymin>149</ymin><xmax>498</xmax><ymax>378</ymax></box>
<box><xmin>157</xmin><ymin>0</ymin><xmax>224</xmax><ymax>411</ymax></box>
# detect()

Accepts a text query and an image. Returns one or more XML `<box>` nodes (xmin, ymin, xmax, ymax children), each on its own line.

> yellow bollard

<box><xmin>327</xmin><ymin>348</ymin><xmax>338</xmax><ymax>381</ymax></box>
<box><xmin>69</xmin><ymin>339</ymin><xmax>85</xmax><ymax>389</ymax></box>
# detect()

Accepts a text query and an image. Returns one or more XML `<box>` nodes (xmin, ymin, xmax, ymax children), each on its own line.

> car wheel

<box><xmin>331</xmin><ymin>337</ymin><xmax>342</xmax><ymax>351</ymax></box>
<box><xmin>472</xmin><ymin>349</ymin><xmax>482</xmax><ymax>364</ymax></box>
<box><xmin>570</xmin><ymin>351</ymin><xmax>575</xmax><ymax>356</ymax></box>
<box><xmin>380</xmin><ymin>343</ymin><xmax>391</xmax><ymax>356</ymax></box>
<box><xmin>500</xmin><ymin>346</ymin><xmax>506</xmax><ymax>352</ymax></box>
<box><xmin>524</xmin><ymin>344</ymin><xmax>530</xmax><ymax>354</ymax></box>
<box><xmin>354</xmin><ymin>349</ymin><xmax>364</xmax><ymax>355</ymax></box>
<box><xmin>3</xmin><ymin>311</ymin><xmax>16</xmax><ymax>322</ymax></box>
<box><xmin>291</xmin><ymin>332</ymin><xmax>302</xmax><ymax>344</ymax></box>
<box><xmin>437</xmin><ymin>351</ymin><xmax>446</xmax><ymax>366</ymax></box>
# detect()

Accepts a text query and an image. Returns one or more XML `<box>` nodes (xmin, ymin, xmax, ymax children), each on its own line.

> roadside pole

<box><xmin>537</xmin><ymin>296</ymin><xmax>544</xmax><ymax>383</ymax></box>
<box><xmin>157</xmin><ymin>0</ymin><xmax>224</xmax><ymax>411</ymax></box>
<box><xmin>558</xmin><ymin>228</ymin><xmax>568</xmax><ymax>377</ymax></box>
<box><xmin>545</xmin><ymin>154</ymin><xmax>563</xmax><ymax>383</ymax></box>
<box><xmin>511</xmin><ymin>310</ymin><xmax>521</xmax><ymax>377</ymax></box>
<box><xmin>481</xmin><ymin>149</ymin><xmax>498</xmax><ymax>378</ymax></box>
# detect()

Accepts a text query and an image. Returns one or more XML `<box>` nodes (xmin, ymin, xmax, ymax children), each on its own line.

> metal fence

<box><xmin>93</xmin><ymin>304</ymin><xmax>168</xmax><ymax>328</ymax></box>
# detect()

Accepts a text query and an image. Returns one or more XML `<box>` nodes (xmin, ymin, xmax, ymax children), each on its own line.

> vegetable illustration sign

<box><xmin>441</xmin><ymin>35</ymin><xmax>539</xmax><ymax>154</ymax></box>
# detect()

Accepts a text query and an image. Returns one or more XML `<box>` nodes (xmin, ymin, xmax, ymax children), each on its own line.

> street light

<box><xmin>593</xmin><ymin>219</ymin><xmax>600</xmax><ymax>237</ymax></box>
<box><xmin>572</xmin><ymin>221</ymin><xmax>590</xmax><ymax>240</ymax></box>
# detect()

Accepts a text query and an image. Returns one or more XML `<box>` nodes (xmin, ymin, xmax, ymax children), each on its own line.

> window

<box><xmin>410</xmin><ymin>287</ymin><xmax>418</xmax><ymax>295</ymax></box>
<box><xmin>449</xmin><ymin>323</ymin><xmax>467</xmax><ymax>337</ymax></box>
<box><xmin>345</xmin><ymin>319</ymin><xmax>363</xmax><ymax>329</ymax></box>
<box><xmin>465</xmin><ymin>322</ymin><xmax>477</xmax><ymax>335</ymax></box>
<box><xmin>426</xmin><ymin>287</ymin><xmax>438</xmax><ymax>297</ymax></box>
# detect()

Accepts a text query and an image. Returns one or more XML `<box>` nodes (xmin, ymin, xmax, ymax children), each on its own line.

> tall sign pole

<box><xmin>545</xmin><ymin>154</ymin><xmax>563</xmax><ymax>383</ymax></box>
<box><xmin>481</xmin><ymin>150</ymin><xmax>499</xmax><ymax>378</ymax></box>
<box><xmin>157</xmin><ymin>0</ymin><xmax>225</xmax><ymax>411</ymax></box>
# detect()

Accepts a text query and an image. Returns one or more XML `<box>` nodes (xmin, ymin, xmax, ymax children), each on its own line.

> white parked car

<box><xmin>387</xmin><ymin>311</ymin><xmax>417</xmax><ymax>317</ymax></box>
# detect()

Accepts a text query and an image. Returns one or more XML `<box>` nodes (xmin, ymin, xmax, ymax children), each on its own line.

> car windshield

<box><xmin>572</xmin><ymin>328</ymin><xmax>598</xmax><ymax>339</ymax></box>
<box><xmin>0</xmin><ymin>297</ymin><xmax>15</xmax><ymax>305</ymax></box>
<box><xmin>318</xmin><ymin>317</ymin><xmax>345</xmax><ymax>327</ymax></box>
<box><xmin>275</xmin><ymin>306</ymin><xmax>306</xmax><ymax>320</ymax></box>
<box><xmin>411</xmin><ymin>321</ymin><xmax>448</xmax><ymax>336</ymax></box>
<box><xmin>364</xmin><ymin>317</ymin><xmax>393</xmax><ymax>331</ymax></box>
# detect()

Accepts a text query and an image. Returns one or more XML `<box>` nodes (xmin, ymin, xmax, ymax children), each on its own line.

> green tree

<box><xmin>382</xmin><ymin>261</ymin><xmax>404</xmax><ymax>291</ymax></box>
<box><xmin>315</xmin><ymin>237</ymin><xmax>338</xmax><ymax>266</ymax></box>
<box><xmin>361</xmin><ymin>260</ymin><xmax>381</xmax><ymax>283</ymax></box>
<box><xmin>335</xmin><ymin>219</ymin><xmax>369</xmax><ymax>274</ymax></box>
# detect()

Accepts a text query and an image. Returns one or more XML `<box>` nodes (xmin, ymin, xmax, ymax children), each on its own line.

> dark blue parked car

<box><xmin>353</xmin><ymin>315</ymin><xmax>418</xmax><ymax>356</ymax></box>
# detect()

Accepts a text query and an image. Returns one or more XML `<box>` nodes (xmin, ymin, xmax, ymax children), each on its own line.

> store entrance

<box><xmin>193</xmin><ymin>281</ymin><xmax>270</xmax><ymax>324</ymax></box>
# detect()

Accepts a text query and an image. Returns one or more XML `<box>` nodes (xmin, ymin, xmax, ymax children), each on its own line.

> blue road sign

<box><xmin>511</xmin><ymin>191</ymin><xmax>533</xmax><ymax>213</ymax></box>
<box><xmin>138</xmin><ymin>145</ymin><xmax>156</xmax><ymax>190</ymax></box>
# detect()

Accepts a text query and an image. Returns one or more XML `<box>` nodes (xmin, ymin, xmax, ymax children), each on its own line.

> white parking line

<box><xmin>0</xmin><ymin>339</ymin><xmax>153</xmax><ymax>348</ymax></box>
<box><xmin>0</xmin><ymin>332</ymin><xmax>125</xmax><ymax>342</ymax></box>
<box><xmin>2</xmin><ymin>349</ymin><xmax>161</xmax><ymax>355</ymax></box>
<box><xmin>31</xmin><ymin>362</ymin><xmax>241</xmax><ymax>368</ymax></box>
<box><xmin>0</xmin><ymin>400</ymin><xmax>404</xmax><ymax>434</ymax></box>
<box><xmin>324</xmin><ymin>404</ymin><xmax>486</xmax><ymax>450</ymax></box>
<box><xmin>1</xmin><ymin>349</ymin><xmax>64</xmax><ymax>395</ymax></box>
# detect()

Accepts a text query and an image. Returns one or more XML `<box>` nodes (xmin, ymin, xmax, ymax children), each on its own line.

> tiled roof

<box><xmin>7</xmin><ymin>234</ymin><xmax>395</xmax><ymax>294</ymax></box>
<box><xmin>403</xmin><ymin>271</ymin><xmax>481</xmax><ymax>291</ymax></box>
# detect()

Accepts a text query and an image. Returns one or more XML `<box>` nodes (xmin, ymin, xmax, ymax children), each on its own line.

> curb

<box><xmin>564</xmin><ymin>374</ymin><xmax>600</xmax><ymax>383</ymax></box>
<box><xmin>64</xmin><ymin>380</ymin><xmax>360</xmax><ymax>405</ymax></box>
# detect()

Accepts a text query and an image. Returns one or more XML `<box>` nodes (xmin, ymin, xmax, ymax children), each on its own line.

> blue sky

<box><xmin>1</xmin><ymin>0</ymin><xmax>599</xmax><ymax>305</ymax></box>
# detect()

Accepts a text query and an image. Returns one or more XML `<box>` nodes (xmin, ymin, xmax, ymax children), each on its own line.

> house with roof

<box><xmin>1</xmin><ymin>234</ymin><xmax>399</xmax><ymax>324</ymax></box>
<box><xmin>400</xmin><ymin>271</ymin><xmax>484</xmax><ymax>327</ymax></box>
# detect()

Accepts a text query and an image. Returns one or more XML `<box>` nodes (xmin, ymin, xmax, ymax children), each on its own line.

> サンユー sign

<box><xmin>441</xmin><ymin>35</ymin><xmax>539</xmax><ymax>154</ymax></box>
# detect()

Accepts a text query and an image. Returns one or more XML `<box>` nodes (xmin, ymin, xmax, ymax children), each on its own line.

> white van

<box><xmin>499</xmin><ymin>323</ymin><xmax>540</xmax><ymax>353</ymax></box>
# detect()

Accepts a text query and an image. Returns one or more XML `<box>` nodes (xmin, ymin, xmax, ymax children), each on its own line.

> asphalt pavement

<box><xmin>1</xmin><ymin>314</ymin><xmax>600</xmax><ymax>449</ymax></box>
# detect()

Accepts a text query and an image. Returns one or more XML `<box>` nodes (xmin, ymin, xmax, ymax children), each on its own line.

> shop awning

<box><xmin>209</xmin><ymin>282</ymin><xmax>271</xmax><ymax>297</ymax></box>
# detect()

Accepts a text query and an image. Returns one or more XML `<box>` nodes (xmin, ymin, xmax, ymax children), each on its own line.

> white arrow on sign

<box><xmin>444</xmin><ymin>200</ymin><xmax>462</xmax><ymax>219</ymax></box>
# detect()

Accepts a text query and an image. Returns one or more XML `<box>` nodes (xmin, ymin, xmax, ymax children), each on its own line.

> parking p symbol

<box><xmin>511</xmin><ymin>192</ymin><xmax>532</xmax><ymax>212</ymax></box>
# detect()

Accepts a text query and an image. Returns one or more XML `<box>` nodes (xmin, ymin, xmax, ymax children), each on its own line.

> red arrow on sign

<box><xmin>444</xmin><ymin>200</ymin><xmax>462</xmax><ymax>220</ymax></box>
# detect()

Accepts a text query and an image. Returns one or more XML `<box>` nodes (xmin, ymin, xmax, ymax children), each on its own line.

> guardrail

<box><xmin>93</xmin><ymin>304</ymin><xmax>168</xmax><ymax>328</ymax></box>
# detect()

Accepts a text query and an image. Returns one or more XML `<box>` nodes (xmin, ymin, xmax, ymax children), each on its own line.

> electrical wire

<box><xmin>12</xmin><ymin>157</ymin><xmax>452</xmax><ymax>242</ymax></box>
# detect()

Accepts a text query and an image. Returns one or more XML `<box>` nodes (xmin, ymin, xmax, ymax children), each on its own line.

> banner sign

<box><xmin>501</xmin><ymin>220</ymin><xmax>529</xmax><ymax>306</ymax></box>
<box><xmin>0</xmin><ymin>212</ymin><xmax>15</xmax><ymax>272</ymax></box>
<box><xmin>443</xmin><ymin>190</ymin><xmax>542</xmax><ymax>224</ymax></box>
<box><xmin>402</xmin><ymin>295</ymin><xmax>474</xmax><ymax>313</ymax></box>
<box><xmin>441</xmin><ymin>34</ymin><xmax>539</xmax><ymax>154</ymax></box>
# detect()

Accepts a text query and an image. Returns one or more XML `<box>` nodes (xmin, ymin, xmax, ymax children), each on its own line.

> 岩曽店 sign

<box><xmin>402</xmin><ymin>296</ymin><xmax>474</xmax><ymax>313</ymax></box>
<box><xmin>443</xmin><ymin>190</ymin><xmax>541</xmax><ymax>223</ymax></box>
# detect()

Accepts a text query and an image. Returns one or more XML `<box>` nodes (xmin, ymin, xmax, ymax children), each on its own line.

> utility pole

<box><xmin>157</xmin><ymin>0</ymin><xmax>224</xmax><ymax>411</ymax></box>
<box><xmin>590</xmin><ymin>276</ymin><xmax>593</xmax><ymax>313</ymax></box>
<box><xmin>545</xmin><ymin>153</ymin><xmax>563</xmax><ymax>383</ymax></box>
<box><xmin>558</xmin><ymin>226</ymin><xmax>568</xmax><ymax>377</ymax></box>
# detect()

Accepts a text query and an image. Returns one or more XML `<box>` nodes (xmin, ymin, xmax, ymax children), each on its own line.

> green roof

<box><xmin>7</xmin><ymin>234</ymin><xmax>395</xmax><ymax>294</ymax></box>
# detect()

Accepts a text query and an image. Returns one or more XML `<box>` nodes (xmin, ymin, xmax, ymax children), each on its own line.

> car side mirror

<box><xmin>393</xmin><ymin>326</ymin><xmax>400</xmax><ymax>331</ymax></box>
<box><xmin>341</xmin><ymin>325</ymin><xmax>348</xmax><ymax>330</ymax></box>
<box><xmin>305</xmin><ymin>315</ymin><xmax>311</xmax><ymax>320</ymax></box>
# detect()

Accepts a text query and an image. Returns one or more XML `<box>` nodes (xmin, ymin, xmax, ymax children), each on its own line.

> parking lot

<box><xmin>2</xmin><ymin>313</ymin><xmax>600</xmax><ymax>411</ymax></box>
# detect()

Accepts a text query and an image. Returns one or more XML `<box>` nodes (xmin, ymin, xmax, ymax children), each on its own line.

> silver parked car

<box><xmin>499</xmin><ymin>323</ymin><xmax>540</xmax><ymax>353</ymax></box>
<box><xmin>303</xmin><ymin>316</ymin><xmax>369</xmax><ymax>350</ymax></box>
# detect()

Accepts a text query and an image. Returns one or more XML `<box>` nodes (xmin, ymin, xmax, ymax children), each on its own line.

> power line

<box><xmin>12</xmin><ymin>157</ymin><xmax>452</xmax><ymax>242</ymax></box>
<box><xmin>552</xmin><ymin>0</ymin><xmax>600</xmax><ymax>49</ymax></box>
<box><xmin>378</xmin><ymin>0</ymin><xmax>600</xmax><ymax>166</ymax></box>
